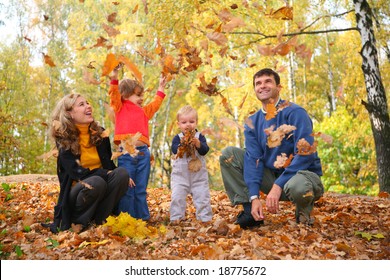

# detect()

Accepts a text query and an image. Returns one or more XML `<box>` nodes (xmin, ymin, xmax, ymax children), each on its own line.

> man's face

<box><xmin>254</xmin><ymin>74</ymin><xmax>281</xmax><ymax>104</ymax></box>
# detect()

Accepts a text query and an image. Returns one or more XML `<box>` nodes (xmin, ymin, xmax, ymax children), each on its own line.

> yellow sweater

<box><xmin>76</xmin><ymin>124</ymin><xmax>102</xmax><ymax>170</ymax></box>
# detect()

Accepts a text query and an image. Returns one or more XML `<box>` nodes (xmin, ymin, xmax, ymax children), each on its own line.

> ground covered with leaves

<box><xmin>0</xmin><ymin>174</ymin><xmax>389</xmax><ymax>260</ymax></box>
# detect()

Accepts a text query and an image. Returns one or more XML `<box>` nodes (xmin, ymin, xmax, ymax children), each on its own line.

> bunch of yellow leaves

<box><xmin>103</xmin><ymin>212</ymin><xmax>166</xmax><ymax>240</ymax></box>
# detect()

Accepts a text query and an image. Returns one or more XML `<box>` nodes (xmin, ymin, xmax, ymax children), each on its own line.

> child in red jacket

<box><xmin>109</xmin><ymin>67</ymin><xmax>168</xmax><ymax>220</ymax></box>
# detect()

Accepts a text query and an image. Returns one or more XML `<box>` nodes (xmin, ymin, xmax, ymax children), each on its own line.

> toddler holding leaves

<box><xmin>170</xmin><ymin>105</ymin><xmax>213</xmax><ymax>223</ymax></box>
<box><xmin>108</xmin><ymin>65</ymin><xmax>168</xmax><ymax>221</ymax></box>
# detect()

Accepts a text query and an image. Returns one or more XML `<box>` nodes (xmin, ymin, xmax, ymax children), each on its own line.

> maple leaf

<box><xmin>296</xmin><ymin>138</ymin><xmax>318</xmax><ymax>155</ymax></box>
<box><xmin>183</xmin><ymin>45</ymin><xmax>202</xmax><ymax>72</ymax></box>
<box><xmin>121</xmin><ymin>132</ymin><xmax>142</xmax><ymax>157</ymax></box>
<box><xmin>118</xmin><ymin>55</ymin><xmax>143</xmax><ymax>84</ymax></box>
<box><xmin>161</xmin><ymin>54</ymin><xmax>181</xmax><ymax>80</ymax></box>
<box><xmin>266</xmin><ymin>124</ymin><xmax>296</xmax><ymax>148</ymax></box>
<box><xmin>101</xmin><ymin>53</ymin><xmax>119</xmax><ymax>77</ymax></box>
<box><xmin>274</xmin><ymin>153</ymin><xmax>293</xmax><ymax>169</ymax></box>
<box><xmin>103</xmin><ymin>212</ymin><xmax>165</xmax><ymax>240</ymax></box>
<box><xmin>277</xmin><ymin>100</ymin><xmax>291</xmax><ymax>112</ymax></box>
<box><xmin>197</xmin><ymin>73</ymin><xmax>220</xmax><ymax>96</ymax></box>
<box><xmin>265</xmin><ymin>102</ymin><xmax>277</xmax><ymax>120</ymax></box>
<box><xmin>42</xmin><ymin>53</ymin><xmax>56</xmax><ymax>67</ymax></box>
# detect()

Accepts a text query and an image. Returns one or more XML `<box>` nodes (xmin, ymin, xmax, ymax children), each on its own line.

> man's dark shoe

<box><xmin>235</xmin><ymin>211</ymin><xmax>264</xmax><ymax>229</ymax></box>
<box><xmin>295</xmin><ymin>207</ymin><xmax>314</xmax><ymax>225</ymax></box>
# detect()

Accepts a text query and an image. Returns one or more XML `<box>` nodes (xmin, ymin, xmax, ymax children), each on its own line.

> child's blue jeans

<box><xmin>117</xmin><ymin>145</ymin><xmax>151</xmax><ymax>220</ymax></box>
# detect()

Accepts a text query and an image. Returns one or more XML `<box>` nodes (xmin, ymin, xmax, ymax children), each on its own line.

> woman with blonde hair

<box><xmin>42</xmin><ymin>93</ymin><xmax>128</xmax><ymax>233</ymax></box>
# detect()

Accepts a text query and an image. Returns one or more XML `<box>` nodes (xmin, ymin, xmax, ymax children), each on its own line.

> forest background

<box><xmin>1</xmin><ymin>0</ymin><xmax>389</xmax><ymax>196</ymax></box>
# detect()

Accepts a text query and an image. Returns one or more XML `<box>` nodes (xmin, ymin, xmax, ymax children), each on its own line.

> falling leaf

<box><xmin>273</xmin><ymin>153</ymin><xmax>293</xmax><ymax>169</ymax></box>
<box><xmin>266</xmin><ymin>124</ymin><xmax>296</xmax><ymax>148</ymax></box>
<box><xmin>101</xmin><ymin>53</ymin><xmax>119</xmax><ymax>77</ymax></box>
<box><xmin>222</xmin><ymin>17</ymin><xmax>246</xmax><ymax>32</ymax></box>
<box><xmin>107</xmin><ymin>12</ymin><xmax>120</xmax><ymax>24</ymax></box>
<box><xmin>206</xmin><ymin>32</ymin><xmax>228</xmax><ymax>46</ymax></box>
<box><xmin>311</xmin><ymin>131</ymin><xmax>333</xmax><ymax>144</ymax></box>
<box><xmin>121</xmin><ymin>133</ymin><xmax>142</xmax><ymax>157</ymax></box>
<box><xmin>268</xmin><ymin>6</ymin><xmax>293</xmax><ymax>20</ymax></box>
<box><xmin>221</xmin><ymin>95</ymin><xmax>234</xmax><ymax>117</ymax></box>
<box><xmin>82</xmin><ymin>70</ymin><xmax>101</xmax><ymax>85</ymax></box>
<box><xmin>141</xmin><ymin>0</ymin><xmax>148</xmax><ymax>14</ymax></box>
<box><xmin>118</xmin><ymin>55</ymin><xmax>143</xmax><ymax>84</ymax></box>
<box><xmin>296</xmin><ymin>138</ymin><xmax>317</xmax><ymax>155</ymax></box>
<box><xmin>42</xmin><ymin>53</ymin><xmax>56</xmax><ymax>67</ymax></box>
<box><xmin>102</xmin><ymin>23</ymin><xmax>120</xmax><ymax>37</ymax></box>
<box><xmin>132</xmin><ymin>4</ymin><xmax>139</xmax><ymax>13</ymax></box>
<box><xmin>197</xmin><ymin>73</ymin><xmax>220</xmax><ymax>96</ymax></box>
<box><xmin>265</xmin><ymin>102</ymin><xmax>277</xmax><ymax>120</ymax></box>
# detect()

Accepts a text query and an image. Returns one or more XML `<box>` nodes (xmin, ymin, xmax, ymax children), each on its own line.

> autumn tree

<box><xmin>353</xmin><ymin>0</ymin><xmax>390</xmax><ymax>193</ymax></box>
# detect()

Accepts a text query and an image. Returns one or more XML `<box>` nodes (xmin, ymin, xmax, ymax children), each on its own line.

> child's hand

<box><xmin>192</xmin><ymin>137</ymin><xmax>201</xmax><ymax>149</ymax></box>
<box><xmin>129</xmin><ymin>178</ymin><xmax>136</xmax><ymax>188</ymax></box>
<box><xmin>110</xmin><ymin>68</ymin><xmax>119</xmax><ymax>81</ymax></box>
<box><xmin>158</xmin><ymin>75</ymin><xmax>168</xmax><ymax>92</ymax></box>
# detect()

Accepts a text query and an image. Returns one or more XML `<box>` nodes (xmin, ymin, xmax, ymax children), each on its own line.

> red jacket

<box><xmin>109</xmin><ymin>80</ymin><xmax>166</xmax><ymax>146</ymax></box>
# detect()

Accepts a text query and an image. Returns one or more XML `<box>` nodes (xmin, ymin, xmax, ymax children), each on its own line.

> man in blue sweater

<box><xmin>219</xmin><ymin>68</ymin><xmax>324</xmax><ymax>228</ymax></box>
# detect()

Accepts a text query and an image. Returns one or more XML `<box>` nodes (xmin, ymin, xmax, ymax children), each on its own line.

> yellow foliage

<box><xmin>103</xmin><ymin>212</ymin><xmax>166</xmax><ymax>240</ymax></box>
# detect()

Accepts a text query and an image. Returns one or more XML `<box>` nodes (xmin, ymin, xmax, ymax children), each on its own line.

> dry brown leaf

<box><xmin>296</xmin><ymin>138</ymin><xmax>318</xmax><ymax>155</ymax></box>
<box><xmin>42</xmin><ymin>53</ymin><xmax>56</xmax><ymax>67</ymax></box>
<box><xmin>102</xmin><ymin>23</ymin><xmax>120</xmax><ymax>37</ymax></box>
<box><xmin>206</xmin><ymin>32</ymin><xmax>228</xmax><ymax>46</ymax></box>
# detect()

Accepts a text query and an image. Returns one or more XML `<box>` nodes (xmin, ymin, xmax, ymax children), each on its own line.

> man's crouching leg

<box><xmin>284</xmin><ymin>170</ymin><xmax>324</xmax><ymax>225</ymax></box>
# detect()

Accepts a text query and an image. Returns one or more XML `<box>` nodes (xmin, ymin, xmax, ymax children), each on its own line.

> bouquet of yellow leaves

<box><xmin>103</xmin><ymin>212</ymin><xmax>166</xmax><ymax>240</ymax></box>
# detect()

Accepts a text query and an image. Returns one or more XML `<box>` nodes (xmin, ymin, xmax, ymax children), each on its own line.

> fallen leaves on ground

<box><xmin>0</xmin><ymin>175</ymin><xmax>389</xmax><ymax>260</ymax></box>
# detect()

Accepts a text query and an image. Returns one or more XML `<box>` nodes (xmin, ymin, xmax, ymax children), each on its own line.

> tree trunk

<box><xmin>354</xmin><ymin>0</ymin><xmax>390</xmax><ymax>193</ymax></box>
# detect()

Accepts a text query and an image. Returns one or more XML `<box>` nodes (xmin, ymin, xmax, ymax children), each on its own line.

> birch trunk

<box><xmin>354</xmin><ymin>0</ymin><xmax>390</xmax><ymax>193</ymax></box>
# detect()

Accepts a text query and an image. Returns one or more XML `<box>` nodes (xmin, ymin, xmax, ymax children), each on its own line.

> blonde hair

<box><xmin>176</xmin><ymin>105</ymin><xmax>198</xmax><ymax>121</ymax></box>
<box><xmin>50</xmin><ymin>93</ymin><xmax>104</xmax><ymax>155</ymax></box>
<box><xmin>119</xmin><ymin>78</ymin><xmax>144</xmax><ymax>99</ymax></box>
